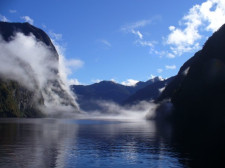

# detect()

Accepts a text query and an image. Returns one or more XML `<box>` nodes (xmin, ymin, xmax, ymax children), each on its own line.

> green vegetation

<box><xmin>0</xmin><ymin>79</ymin><xmax>44</xmax><ymax>118</ymax></box>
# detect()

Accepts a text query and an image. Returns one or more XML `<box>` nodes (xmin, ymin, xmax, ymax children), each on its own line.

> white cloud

<box><xmin>167</xmin><ymin>53</ymin><xmax>175</xmax><ymax>58</ymax></box>
<box><xmin>135</xmin><ymin>40</ymin><xmax>157</xmax><ymax>54</ymax></box>
<box><xmin>149</xmin><ymin>74</ymin><xmax>156</xmax><ymax>79</ymax></box>
<box><xmin>121</xmin><ymin>19</ymin><xmax>153</xmax><ymax>40</ymax></box>
<box><xmin>169</xmin><ymin>26</ymin><xmax>175</xmax><ymax>31</ymax></box>
<box><xmin>165</xmin><ymin>65</ymin><xmax>176</xmax><ymax>70</ymax></box>
<box><xmin>0</xmin><ymin>15</ymin><xmax>9</xmax><ymax>22</ymax></box>
<box><xmin>121</xmin><ymin>19</ymin><xmax>152</xmax><ymax>32</ymax></box>
<box><xmin>53</xmin><ymin>40</ymin><xmax>84</xmax><ymax>88</ymax></box>
<box><xmin>21</xmin><ymin>16</ymin><xmax>34</xmax><ymax>25</ymax></box>
<box><xmin>49</xmin><ymin>31</ymin><xmax>62</xmax><ymax>41</ymax></box>
<box><xmin>121</xmin><ymin>17</ymin><xmax>162</xmax><ymax>54</ymax></box>
<box><xmin>131</xmin><ymin>30</ymin><xmax>143</xmax><ymax>39</ymax></box>
<box><xmin>68</xmin><ymin>78</ymin><xmax>81</xmax><ymax>85</ymax></box>
<box><xmin>110</xmin><ymin>78</ymin><xmax>117</xmax><ymax>83</ymax></box>
<box><xmin>136</xmin><ymin>40</ymin><xmax>155</xmax><ymax>48</ymax></box>
<box><xmin>157</xmin><ymin>68</ymin><xmax>163</xmax><ymax>73</ymax></box>
<box><xmin>65</xmin><ymin>59</ymin><xmax>84</xmax><ymax>73</ymax></box>
<box><xmin>121</xmin><ymin>79</ymin><xmax>139</xmax><ymax>86</ymax></box>
<box><xmin>153</xmin><ymin>50</ymin><xmax>176</xmax><ymax>59</ymax></box>
<box><xmin>9</xmin><ymin>10</ymin><xmax>17</xmax><ymax>13</ymax></box>
<box><xmin>200</xmin><ymin>0</ymin><xmax>225</xmax><ymax>32</ymax></box>
<box><xmin>92</xmin><ymin>79</ymin><xmax>102</xmax><ymax>83</ymax></box>
<box><xmin>166</xmin><ymin>0</ymin><xmax>225</xmax><ymax>56</ymax></box>
<box><xmin>98</xmin><ymin>39</ymin><xmax>111</xmax><ymax>47</ymax></box>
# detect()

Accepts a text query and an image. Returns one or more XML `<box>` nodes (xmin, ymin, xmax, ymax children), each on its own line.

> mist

<box><xmin>76</xmin><ymin>100</ymin><xmax>159</xmax><ymax>120</ymax></box>
<box><xmin>0</xmin><ymin>31</ymin><xmax>163</xmax><ymax>120</ymax></box>
<box><xmin>0</xmin><ymin>32</ymin><xmax>79</xmax><ymax>115</ymax></box>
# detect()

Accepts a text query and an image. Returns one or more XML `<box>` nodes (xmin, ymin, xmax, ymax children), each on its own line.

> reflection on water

<box><xmin>0</xmin><ymin>118</ymin><xmax>224</xmax><ymax>168</ymax></box>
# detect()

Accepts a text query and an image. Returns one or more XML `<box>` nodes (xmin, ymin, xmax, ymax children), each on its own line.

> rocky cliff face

<box><xmin>0</xmin><ymin>22</ymin><xmax>79</xmax><ymax>117</ymax></box>
<box><xmin>158</xmin><ymin>24</ymin><xmax>225</xmax><ymax>123</ymax></box>
<box><xmin>0</xmin><ymin>79</ymin><xmax>44</xmax><ymax>117</ymax></box>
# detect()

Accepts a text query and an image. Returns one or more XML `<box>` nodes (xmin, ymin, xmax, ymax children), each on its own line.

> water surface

<box><xmin>0</xmin><ymin>118</ymin><xmax>221</xmax><ymax>168</ymax></box>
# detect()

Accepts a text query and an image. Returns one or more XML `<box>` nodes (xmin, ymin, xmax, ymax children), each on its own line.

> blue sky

<box><xmin>1</xmin><ymin>0</ymin><xmax>225</xmax><ymax>85</ymax></box>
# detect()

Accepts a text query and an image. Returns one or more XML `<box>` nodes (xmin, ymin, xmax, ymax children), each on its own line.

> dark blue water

<box><xmin>0</xmin><ymin>118</ymin><xmax>222</xmax><ymax>168</ymax></box>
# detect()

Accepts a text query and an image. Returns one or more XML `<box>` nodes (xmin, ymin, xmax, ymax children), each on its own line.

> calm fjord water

<box><xmin>0</xmin><ymin>118</ymin><xmax>186</xmax><ymax>168</ymax></box>
<box><xmin>0</xmin><ymin>118</ymin><xmax>223</xmax><ymax>168</ymax></box>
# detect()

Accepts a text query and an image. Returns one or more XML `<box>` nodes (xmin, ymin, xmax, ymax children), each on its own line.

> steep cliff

<box><xmin>0</xmin><ymin>79</ymin><xmax>44</xmax><ymax>117</ymax></box>
<box><xmin>0</xmin><ymin>22</ymin><xmax>79</xmax><ymax>117</ymax></box>
<box><xmin>158</xmin><ymin>24</ymin><xmax>225</xmax><ymax>123</ymax></box>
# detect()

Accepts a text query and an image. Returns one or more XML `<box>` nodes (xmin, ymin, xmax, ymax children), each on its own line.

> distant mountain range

<box><xmin>71</xmin><ymin>77</ymin><xmax>172</xmax><ymax>111</ymax></box>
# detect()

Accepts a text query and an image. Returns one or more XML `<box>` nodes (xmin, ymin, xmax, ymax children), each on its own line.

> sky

<box><xmin>0</xmin><ymin>0</ymin><xmax>225</xmax><ymax>85</ymax></box>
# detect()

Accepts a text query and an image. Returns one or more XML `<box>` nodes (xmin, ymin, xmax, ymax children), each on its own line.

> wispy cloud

<box><xmin>0</xmin><ymin>14</ymin><xmax>9</xmax><ymax>22</ymax></box>
<box><xmin>110</xmin><ymin>78</ymin><xmax>117</xmax><ymax>83</ymax></box>
<box><xmin>98</xmin><ymin>39</ymin><xmax>111</xmax><ymax>47</ymax></box>
<box><xmin>157</xmin><ymin>68</ymin><xmax>163</xmax><ymax>73</ymax></box>
<box><xmin>167</xmin><ymin>53</ymin><xmax>176</xmax><ymax>58</ymax></box>
<box><xmin>136</xmin><ymin>40</ymin><xmax>155</xmax><ymax>48</ymax></box>
<box><xmin>149</xmin><ymin>74</ymin><xmax>156</xmax><ymax>79</ymax></box>
<box><xmin>49</xmin><ymin>31</ymin><xmax>63</xmax><ymax>41</ymax></box>
<box><xmin>166</xmin><ymin>0</ymin><xmax>225</xmax><ymax>56</ymax></box>
<box><xmin>165</xmin><ymin>65</ymin><xmax>176</xmax><ymax>70</ymax></box>
<box><xmin>135</xmin><ymin>39</ymin><xmax>157</xmax><ymax>53</ymax></box>
<box><xmin>68</xmin><ymin>78</ymin><xmax>82</xmax><ymax>85</ymax></box>
<box><xmin>21</xmin><ymin>16</ymin><xmax>34</xmax><ymax>25</ymax></box>
<box><xmin>121</xmin><ymin>19</ymin><xmax>152</xmax><ymax>40</ymax></box>
<box><xmin>131</xmin><ymin>30</ymin><xmax>143</xmax><ymax>39</ymax></box>
<box><xmin>121</xmin><ymin>79</ymin><xmax>139</xmax><ymax>86</ymax></box>
<box><xmin>121</xmin><ymin>17</ymin><xmax>161</xmax><ymax>54</ymax></box>
<box><xmin>9</xmin><ymin>10</ymin><xmax>17</xmax><ymax>13</ymax></box>
<box><xmin>121</xmin><ymin>19</ymin><xmax>152</xmax><ymax>32</ymax></box>
<box><xmin>65</xmin><ymin>59</ymin><xmax>84</xmax><ymax>72</ymax></box>
<box><xmin>91</xmin><ymin>79</ymin><xmax>102</xmax><ymax>83</ymax></box>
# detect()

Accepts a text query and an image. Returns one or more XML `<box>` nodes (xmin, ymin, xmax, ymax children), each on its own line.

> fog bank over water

<box><xmin>74</xmin><ymin>101</ymin><xmax>159</xmax><ymax>120</ymax></box>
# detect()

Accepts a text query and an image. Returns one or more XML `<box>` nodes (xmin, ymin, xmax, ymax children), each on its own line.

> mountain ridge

<box><xmin>71</xmin><ymin>77</ymin><xmax>167</xmax><ymax>111</ymax></box>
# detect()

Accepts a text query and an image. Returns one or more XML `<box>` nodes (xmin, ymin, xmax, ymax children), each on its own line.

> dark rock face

<box><xmin>159</xmin><ymin>24</ymin><xmax>225</xmax><ymax>123</ymax></box>
<box><xmin>0</xmin><ymin>22</ymin><xmax>58</xmax><ymax>60</ymax></box>
<box><xmin>0</xmin><ymin>22</ymin><xmax>78</xmax><ymax>117</ymax></box>
<box><xmin>0</xmin><ymin>79</ymin><xmax>44</xmax><ymax>117</ymax></box>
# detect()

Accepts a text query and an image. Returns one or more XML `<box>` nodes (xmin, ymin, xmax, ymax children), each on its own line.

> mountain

<box><xmin>123</xmin><ymin>76</ymin><xmax>175</xmax><ymax>105</ymax></box>
<box><xmin>71</xmin><ymin>77</ymin><xmax>163</xmax><ymax>111</ymax></box>
<box><xmin>0</xmin><ymin>22</ymin><xmax>79</xmax><ymax>117</ymax></box>
<box><xmin>157</xmin><ymin>23</ymin><xmax>225</xmax><ymax>123</ymax></box>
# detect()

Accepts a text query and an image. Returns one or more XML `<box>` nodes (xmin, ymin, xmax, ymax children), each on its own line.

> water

<box><xmin>0</xmin><ymin>118</ymin><xmax>224</xmax><ymax>168</ymax></box>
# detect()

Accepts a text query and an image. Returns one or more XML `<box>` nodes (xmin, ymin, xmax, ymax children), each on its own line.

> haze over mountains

<box><xmin>71</xmin><ymin>77</ymin><xmax>172</xmax><ymax>111</ymax></box>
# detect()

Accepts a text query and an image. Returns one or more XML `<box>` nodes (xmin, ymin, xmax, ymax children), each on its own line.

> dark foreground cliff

<box><xmin>157</xmin><ymin>24</ymin><xmax>225</xmax><ymax>124</ymax></box>
<box><xmin>154</xmin><ymin>24</ymin><xmax>225</xmax><ymax>168</ymax></box>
